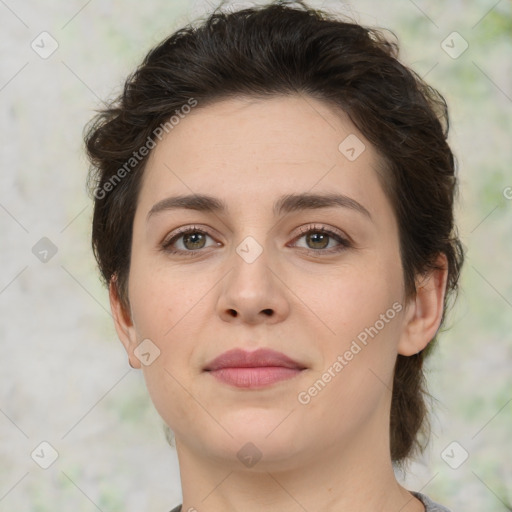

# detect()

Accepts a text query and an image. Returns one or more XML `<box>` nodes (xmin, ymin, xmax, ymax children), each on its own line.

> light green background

<box><xmin>0</xmin><ymin>0</ymin><xmax>511</xmax><ymax>510</ymax></box>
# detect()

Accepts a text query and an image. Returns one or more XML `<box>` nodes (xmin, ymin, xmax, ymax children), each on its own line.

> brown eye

<box><xmin>162</xmin><ymin>227</ymin><xmax>220</xmax><ymax>255</ymax></box>
<box><xmin>182</xmin><ymin>232</ymin><xmax>207</xmax><ymax>250</ymax></box>
<box><xmin>305</xmin><ymin>232</ymin><xmax>330</xmax><ymax>249</ymax></box>
<box><xmin>291</xmin><ymin>225</ymin><xmax>351</xmax><ymax>256</ymax></box>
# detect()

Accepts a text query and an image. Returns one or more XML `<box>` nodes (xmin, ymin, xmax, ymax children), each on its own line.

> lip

<box><xmin>203</xmin><ymin>348</ymin><xmax>307</xmax><ymax>389</ymax></box>
<box><xmin>204</xmin><ymin>348</ymin><xmax>306</xmax><ymax>371</ymax></box>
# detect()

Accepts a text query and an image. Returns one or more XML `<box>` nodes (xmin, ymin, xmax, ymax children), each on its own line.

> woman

<box><xmin>85</xmin><ymin>1</ymin><xmax>464</xmax><ymax>510</ymax></box>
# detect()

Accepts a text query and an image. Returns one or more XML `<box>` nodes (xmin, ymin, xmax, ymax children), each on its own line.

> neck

<box><xmin>175</xmin><ymin>422</ymin><xmax>424</xmax><ymax>512</ymax></box>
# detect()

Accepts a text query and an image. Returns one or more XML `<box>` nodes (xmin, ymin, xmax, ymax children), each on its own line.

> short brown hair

<box><xmin>84</xmin><ymin>0</ymin><xmax>464</xmax><ymax>462</ymax></box>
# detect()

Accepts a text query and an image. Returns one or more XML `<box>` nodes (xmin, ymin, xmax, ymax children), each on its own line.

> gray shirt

<box><xmin>412</xmin><ymin>491</ymin><xmax>452</xmax><ymax>511</ymax></box>
<box><xmin>169</xmin><ymin>491</ymin><xmax>452</xmax><ymax>511</ymax></box>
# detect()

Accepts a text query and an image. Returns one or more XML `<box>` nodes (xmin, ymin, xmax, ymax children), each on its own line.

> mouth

<box><xmin>203</xmin><ymin>348</ymin><xmax>307</xmax><ymax>389</ymax></box>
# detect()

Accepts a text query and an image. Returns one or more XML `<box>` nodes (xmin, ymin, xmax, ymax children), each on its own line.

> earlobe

<box><xmin>109</xmin><ymin>276</ymin><xmax>141</xmax><ymax>369</ymax></box>
<box><xmin>398</xmin><ymin>254</ymin><xmax>449</xmax><ymax>356</ymax></box>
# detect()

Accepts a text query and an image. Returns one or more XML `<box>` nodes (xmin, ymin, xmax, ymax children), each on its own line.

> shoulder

<box><xmin>412</xmin><ymin>491</ymin><xmax>453</xmax><ymax>511</ymax></box>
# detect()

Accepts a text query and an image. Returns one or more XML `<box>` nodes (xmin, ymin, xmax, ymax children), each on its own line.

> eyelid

<box><xmin>161</xmin><ymin>224</ymin><xmax>222</xmax><ymax>254</ymax></box>
<box><xmin>162</xmin><ymin>224</ymin><xmax>217</xmax><ymax>245</ymax></box>
<box><xmin>292</xmin><ymin>223</ymin><xmax>349</xmax><ymax>242</ymax></box>
<box><xmin>288</xmin><ymin>223</ymin><xmax>352</xmax><ymax>253</ymax></box>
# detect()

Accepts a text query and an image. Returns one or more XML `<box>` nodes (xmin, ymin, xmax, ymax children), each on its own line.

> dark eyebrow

<box><xmin>274</xmin><ymin>193</ymin><xmax>372</xmax><ymax>220</ymax></box>
<box><xmin>146</xmin><ymin>192</ymin><xmax>372</xmax><ymax>221</ymax></box>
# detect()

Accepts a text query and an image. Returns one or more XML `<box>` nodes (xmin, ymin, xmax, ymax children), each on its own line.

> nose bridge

<box><xmin>230</xmin><ymin>234</ymin><xmax>273</xmax><ymax>300</ymax></box>
<box><xmin>216</xmin><ymin>233</ymin><xmax>289</xmax><ymax>323</ymax></box>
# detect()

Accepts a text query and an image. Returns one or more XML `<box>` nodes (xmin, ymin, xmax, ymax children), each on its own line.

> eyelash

<box><xmin>161</xmin><ymin>224</ymin><xmax>352</xmax><ymax>257</ymax></box>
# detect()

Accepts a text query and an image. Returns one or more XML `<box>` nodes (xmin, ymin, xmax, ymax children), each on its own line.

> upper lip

<box><xmin>203</xmin><ymin>348</ymin><xmax>306</xmax><ymax>371</ymax></box>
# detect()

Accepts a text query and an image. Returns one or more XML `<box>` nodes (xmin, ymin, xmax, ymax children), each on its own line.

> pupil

<box><xmin>307</xmin><ymin>232</ymin><xmax>328</xmax><ymax>249</ymax></box>
<box><xmin>184</xmin><ymin>232</ymin><xmax>205</xmax><ymax>249</ymax></box>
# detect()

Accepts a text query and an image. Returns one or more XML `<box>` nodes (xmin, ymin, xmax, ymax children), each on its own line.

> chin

<box><xmin>211</xmin><ymin>434</ymin><xmax>307</xmax><ymax>473</ymax></box>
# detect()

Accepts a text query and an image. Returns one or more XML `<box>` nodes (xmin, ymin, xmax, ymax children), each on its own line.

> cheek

<box><xmin>298</xmin><ymin>251</ymin><xmax>405</xmax><ymax>400</ymax></box>
<box><xmin>296</xmin><ymin>268</ymin><xmax>404</xmax><ymax>434</ymax></box>
<box><xmin>127</xmin><ymin>265</ymin><xmax>211</xmax><ymax>431</ymax></box>
<box><xmin>142</xmin><ymin>361</ymin><xmax>202</xmax><ymax>431</ymax></box>
<box><xmin>128</xmin><ymin>256</ymin><xmax>211</xmax><ymax>339</ymax></box>
<box><xmin>306</xmin><ymin>258</ymin><xmax>404</xmax><ymax>340</ymax></box>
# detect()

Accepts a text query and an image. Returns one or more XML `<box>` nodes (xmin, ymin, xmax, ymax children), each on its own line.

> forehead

<box><xmin>137</xmin><ymin>95</ymin><xmax>392</xmax><ymax>222</ymax></box>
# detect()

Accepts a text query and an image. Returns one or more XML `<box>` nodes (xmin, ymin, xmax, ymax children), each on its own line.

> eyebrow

<box><xmin>146</xmin><ymin>192</ymin><xmax>372</xmax><ymax>222</ymax></box>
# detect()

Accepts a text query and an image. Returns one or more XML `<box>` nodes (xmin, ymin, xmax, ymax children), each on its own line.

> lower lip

<box><xmin>207</xmin><ymin>367</ymin><xmax>303</xmax><ymax>388</ymax></box>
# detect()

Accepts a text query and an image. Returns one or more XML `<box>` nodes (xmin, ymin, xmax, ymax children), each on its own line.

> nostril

<box><xmin>262</xmin><ymin>309</ymin><xmax>273</xmax><ymax>316</ymax></box>
<box><xmin>228</xmin><ymin>309</ymin><xmax>237</xmax><ymax>317</ymax></box>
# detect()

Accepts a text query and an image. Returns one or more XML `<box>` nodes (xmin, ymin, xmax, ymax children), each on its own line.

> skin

<box><xmin>110</xmin><ymin>95</ymin><xmax>447</xmax><ymax>512</ymax></box>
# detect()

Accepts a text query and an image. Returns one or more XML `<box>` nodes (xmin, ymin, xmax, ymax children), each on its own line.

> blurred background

<box><xmin>0</xmin><ymin>0</ymin><xmax>511</xmax><ymax>510</ymax></box>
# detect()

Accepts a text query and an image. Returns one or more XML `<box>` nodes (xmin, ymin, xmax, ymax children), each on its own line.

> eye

<box><xmin>290</xmin><ymin>225</ymin><xmax>351</xmax><ymax>255</ymax></box>
<box><xmin>161</xmin><ymin>224</ymin><xmax>351</xmax><ymax>257</ymax></box>
<box><xmin>161</xmin><ymin>226</ymin><xmax>220</xmax><ymax>255</ymax></box>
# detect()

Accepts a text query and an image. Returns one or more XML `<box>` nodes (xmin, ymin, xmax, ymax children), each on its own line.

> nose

<box><xmin>216</xmin><ymin>244</ymin><xmax>290</xmax><ymax>325</ymax></box>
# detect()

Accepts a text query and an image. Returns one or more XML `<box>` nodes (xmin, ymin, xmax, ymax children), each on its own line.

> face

<box><xmin>114</xmin><ymin>95</ymin><xmax>424</xmax><ymax>471</ymax></box>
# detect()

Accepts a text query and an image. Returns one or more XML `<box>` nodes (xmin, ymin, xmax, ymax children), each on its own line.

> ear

<box><xmin>398</xmin><ymin>254</ymin><xmax>449</xmax><ymax>356</ymax></box>
<box><xmin>109</xmin><ymin>276</ymin><xmax>141</xmax><ymax>369</ymax></box>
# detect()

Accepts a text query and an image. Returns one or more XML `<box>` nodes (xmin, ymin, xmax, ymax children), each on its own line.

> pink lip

<box><xmin>204</xmin><ymin>348</ymin><xmax>307</xmax><ymax>389</ymax></box>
